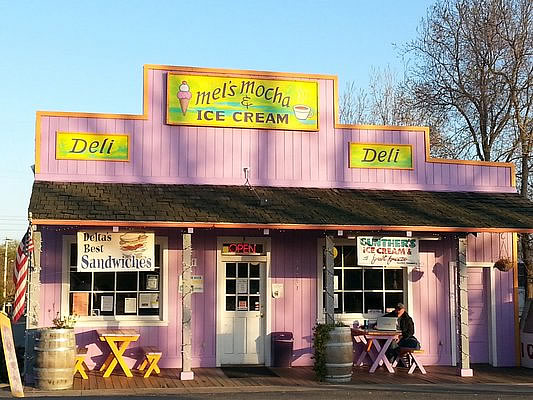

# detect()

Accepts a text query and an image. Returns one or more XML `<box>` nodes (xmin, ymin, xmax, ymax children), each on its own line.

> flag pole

<box><xmin>23</xmin><ymin>212</ymin><xmax>33</xmax><ymax>382</ymax></box>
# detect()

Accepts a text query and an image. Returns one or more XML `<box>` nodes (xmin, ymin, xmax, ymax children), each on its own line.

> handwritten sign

<box><xmin>349</xmin><ymin>143</ymin><xmax>413</xmax><ymax>169</ymax></box>
<box><xmin>0</xmin><ymin>312</ymin><xmax>23</xmax><ymax>397</ymax></box>
<box><xmin>167</xmin><ymin>73</ymin><xmax>318</xmax><ymax>131</ymax></box>
<box><xmin>357</xmin><ymin>236</ymin><xmax>419</xmax><ymax>267</ymax></box>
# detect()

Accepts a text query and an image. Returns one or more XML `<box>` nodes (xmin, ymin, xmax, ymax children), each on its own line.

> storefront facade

<box><xmin>29</xmin><ymin>65</ymin><xmax>533</xmax><ymax>372</ymax></box>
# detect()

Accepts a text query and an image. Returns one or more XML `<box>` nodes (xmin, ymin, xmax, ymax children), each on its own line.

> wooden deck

<box><xmin>61</xmin><ymin>365</ymin><xmax>533</xmax><ymax>392</ymax></box>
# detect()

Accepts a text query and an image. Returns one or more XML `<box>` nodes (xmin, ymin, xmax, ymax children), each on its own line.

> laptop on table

<box><xmin>376</xmin><ymin>316</ymin><xmax>398</xmax><ymax>331</ymax></box>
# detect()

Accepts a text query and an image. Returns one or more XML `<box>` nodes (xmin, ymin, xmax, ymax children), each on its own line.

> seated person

<box><xmin>385</xmin><ymin>303</ymin><xmax>420</xmax><ymax>362</ymax></box>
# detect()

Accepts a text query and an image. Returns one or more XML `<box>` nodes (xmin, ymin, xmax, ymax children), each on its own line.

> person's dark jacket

<box><xmin>384</xmin><ymin>310</ymin><xmax>415</xmax><ymax>338</ymax></box>
<box><xmin>398</xmin><ymin>312</ymin><xmax>415</xmax><ymax>339</ymax></box>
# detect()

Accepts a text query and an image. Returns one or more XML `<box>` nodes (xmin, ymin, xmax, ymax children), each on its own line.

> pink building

<box><xmin>28</xmin><ymin>65</ymin><xmax>533</xmax><ymax>376</ymax></box>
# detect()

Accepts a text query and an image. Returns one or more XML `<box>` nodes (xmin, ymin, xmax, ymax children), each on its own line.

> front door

<box><xmin>219</xmin><ymin>260</ymin><xmax>266</xmax><ymax>364</ymax></box>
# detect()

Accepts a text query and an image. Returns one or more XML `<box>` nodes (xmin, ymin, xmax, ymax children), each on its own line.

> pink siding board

<box><xmin>36</xmin><ymin>70</ymin><xmax>514</xmax><ymax>193</ymax></box>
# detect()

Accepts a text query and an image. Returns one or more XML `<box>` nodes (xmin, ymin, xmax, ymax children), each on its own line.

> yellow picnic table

<box><xmin>98</xmin><ymin>329</ymin><xmax>140</xmax><ymax>378</ymax></box>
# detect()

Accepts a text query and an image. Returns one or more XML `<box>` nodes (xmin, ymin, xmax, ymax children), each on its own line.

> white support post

<box><xmin>324</xmin><ymin>235</ymin><xmax>335</xmax><ymax>325</ymax></box>
<box><xmin>181</xmin><ymin>232</ymin><xmax>194</xmax><ymax>380</ymax></box>
<box><xmin>457</xmin><ymin>236</ymin><xmax>473</xmax><ymax>377</ymax></box>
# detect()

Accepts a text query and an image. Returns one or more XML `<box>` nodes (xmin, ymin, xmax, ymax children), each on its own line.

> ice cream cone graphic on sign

<box><xmin>177</xmin><ymin>81</ymin><xmax>192</xmax><ymax>115</ymax></box>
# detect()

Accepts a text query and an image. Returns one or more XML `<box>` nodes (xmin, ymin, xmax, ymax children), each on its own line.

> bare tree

<box><xmin>404</xmin><ymin>0</ymin><xmax>522</xmax><ymax>162</ymax></box>
<box><xmin>338</xmin><ymin>81</ymin><xmax>368</xmax><ymax>125</ymax></box>
<box><xmin>405</xmin><ymin>0</ymin><xmax>533</xmax><ymax>296</ymax></box>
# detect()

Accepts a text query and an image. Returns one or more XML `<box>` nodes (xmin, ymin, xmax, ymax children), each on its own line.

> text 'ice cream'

<box><xmin>177</xmin><ymin>81</ymin><xmax>192</xmax><ymax>115</ymax></box>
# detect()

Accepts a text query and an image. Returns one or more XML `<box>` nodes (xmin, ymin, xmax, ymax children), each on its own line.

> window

<box><xmin>224</xmin><ymin>262</ymin><xmax>261</xmax><ymax>312</ymax></box>
<box><xmin>322</xmin><ymin>245</ymin><xmax>405</xmax><ymax>315</ymax></box>
<box><xmin>64</xmin><ymin>236</ymin><xmax>166</xmax><ymax>322</ymax></box>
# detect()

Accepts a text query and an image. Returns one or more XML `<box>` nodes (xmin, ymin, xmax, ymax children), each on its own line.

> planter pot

<box><xmin>325</xmin><ymin>326</ymin><xmax>353</xmax><ymax>383</ymax></box>
<box><xmin>34</xmin><ymin>328</ymin><xmax>76</xmax><ymax>390</ymax></box>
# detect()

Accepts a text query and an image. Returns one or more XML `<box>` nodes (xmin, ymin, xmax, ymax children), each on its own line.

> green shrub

<box><xmin>312</xmin><ymin>323</ymin><xmax>335</xmax><ymax>381</ymax></box>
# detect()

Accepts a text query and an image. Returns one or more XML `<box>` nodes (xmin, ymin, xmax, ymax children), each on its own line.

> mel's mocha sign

<box><xmin>166</xmin><ymin>73</ymin><xmax>319</xmax><ymax>131</ymax></box>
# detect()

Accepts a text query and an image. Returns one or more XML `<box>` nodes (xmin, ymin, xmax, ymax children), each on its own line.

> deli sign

<box><xmin>357</xmin><ymin>236</ymin><xmax>419</xmax><ymax>267</ymax></box>
<box><xmin>77</xmin><ymin>231</ymin><xmax>155</xmax><ymax>272</ymax></box>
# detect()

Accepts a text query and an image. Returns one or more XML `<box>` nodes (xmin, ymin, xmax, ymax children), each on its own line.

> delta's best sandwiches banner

<box><xmin>167</xmin><ymin>73</ymin><xmax>319</xmax><ymax>131</ymax></box>
<box><xmin>77</xmin><ymin>232</ymin><xmax>155</xmax><ymax>272</ymax></box>
<box><xmin>357</xmin><ymin>236</ymin><xmax>419</xmax><ymax>267</ymax></box>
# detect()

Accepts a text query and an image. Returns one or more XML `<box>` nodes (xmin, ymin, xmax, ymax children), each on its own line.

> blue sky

<box><xmin>0</xmin><ymin>0</ymin><xmax>433</xmax><ymax>240</ymax></box>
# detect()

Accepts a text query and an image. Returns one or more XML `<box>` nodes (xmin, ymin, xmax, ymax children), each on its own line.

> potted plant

<box><xmin>312</xmin><ymin>321</ymin><xmax>353</xmax><ymax>383</ymax></box>
<box><xmin>34</xmin><ymin>313</ymin><xmax>78</xmax><ymax>390</ymax></box>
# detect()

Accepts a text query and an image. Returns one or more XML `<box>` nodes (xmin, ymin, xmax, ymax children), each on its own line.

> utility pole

<box><xmin>3</xmin><ymin>238</ymin><xmax>12</xmax><ymax>312</ymax></box>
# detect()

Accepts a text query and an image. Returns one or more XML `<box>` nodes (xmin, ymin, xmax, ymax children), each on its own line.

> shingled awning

<box><xmin>29</xmin><ymin>181</ymin><xmax>533</xmax><ymax>233</ymax></box>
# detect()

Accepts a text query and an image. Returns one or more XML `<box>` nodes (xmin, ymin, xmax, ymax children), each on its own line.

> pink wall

<box><xmin>35</xmin><ymin>67</ymin><xmax>514</xmax><ymax>193</ymax></box>
<box><xmin>37</xmin><ymin>228</ymin><xmax>516</xmax><ymax>368</ymax></box>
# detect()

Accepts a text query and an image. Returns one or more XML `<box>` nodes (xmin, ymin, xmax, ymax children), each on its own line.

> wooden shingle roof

<box><xmin>29</xmin><ymin>181</ymin><xmax>533</xmax><ymax>232</ymax></box>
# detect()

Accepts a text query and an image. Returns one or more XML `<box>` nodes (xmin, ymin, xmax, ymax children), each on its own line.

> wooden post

<box><xmin>324</xmin><ymin>235</ymin><xmax>335</xmax><ymax>325</ymax></box>
<box><xmin>24</xmin><ymin>229</ymin><xmax>41</xmax><ymax>383</ymax></box>
<box><xmin>180</xmin><ymin>231</ymin><xmax>194</xmax><ymax>380</ymax></box>
<box><xmin>457</xmin><ymin>236</ymin><xmax>473</xmax><ymax>377</ymax></box>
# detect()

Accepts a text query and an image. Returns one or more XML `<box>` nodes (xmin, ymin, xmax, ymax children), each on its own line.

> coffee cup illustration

<box><xmin>293</xmin><ymin>104</ymin><xmax>313</xmax><ymax>120</ymax></box>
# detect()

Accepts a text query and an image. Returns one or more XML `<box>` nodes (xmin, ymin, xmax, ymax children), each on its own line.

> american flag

<box><xmin>12</xmin><ymin>225</ymin><xmax>33</xmax><ymax>323</ymax></box>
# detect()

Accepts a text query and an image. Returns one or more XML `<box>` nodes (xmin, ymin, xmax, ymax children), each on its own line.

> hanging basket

<box><xmin>494</xmin><ymin>257</ymin><xmax>513</xmax><ymax>272</ymax></box>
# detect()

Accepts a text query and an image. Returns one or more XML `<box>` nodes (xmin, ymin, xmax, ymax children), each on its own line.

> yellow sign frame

<box><xmin>349</xmin><ymin>142</ymin><xmax>414</xmax><ymax>170</ymax></box>
<box><xmin>166</xmin><ymin>73</ymin><xmax>319</xmax><ymax>131</ymax></box>
<box><xmin>56</xmin><ymin>131</ymin><xmax>130</xmax><ymax>161</ymax></box>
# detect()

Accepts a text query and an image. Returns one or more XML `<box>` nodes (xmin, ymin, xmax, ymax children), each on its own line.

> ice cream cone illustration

<box><xmin>177</xmin><ymin>81</ymin><xmax>192</xmax><ymax>115</ymax></box>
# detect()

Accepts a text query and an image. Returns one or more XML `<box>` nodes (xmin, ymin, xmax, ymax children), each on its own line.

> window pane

<box><xmin>155</xmin><ymin>244</ymin><xmax>161</xmax><ymax>268</ymax></box>
<box><xmin>116</xmin><ymin>272</ymin><xmax>138</xmax><ymax>291</ymax></box>
<box><xmin>238</xmin><ymin>263</ymin><xmax>248</xmax><ymax>278</ymax></box>
<box><xmin>138</xmin><ymin>292</ymin><xmax>160</xmax><ymax>316</ymax></box>
<box><xmin>237</xmin><ymin>296</ymin><xmax>248</xmax><ymax>311</ymax></box>
<box><xmin>140</xmin><ymin>271</ymin><xmax>159</xmax><ymax>291</ymax></box>
<box><xmin>70</xmin><ymin>243</ymin><xmax>78</xmax><ymax>267</ymax></box>
<box><xmin>226</xmin><ymin>263</ymin><xmax>236</xmax><ymax>278</ymax></box>
<box><xmin>364</xmin><ymin>269</ymin><xmax>383</xmax><ymax>290</ymax></box>
<box><xmin>344</xmin><ymin>292</ymin><xmax>363</xmax><ymax>313</ymax></box>
<box><xmin>385</xmin><ymin>293</ymin><xmax>404</xmax><ymax>312</ymax></box>
<box><xmin>249</xmin><ymin>296</ymin><xmax>260</xmax><ymax>311</ymax></box>
<box><xmin>344</xmin><ymin>246</ymin><xmax>357</xmax><ymax>267</ymax></box>
<box><xmin>94</xmin><ymin>272</ymin><xmax>115</xmax><ymax>291</ymax></box>
<box><xmin>385</xmin><ymin>269</ymin><xmax>403</xmax><ymax>290</ymax></box>
<box><xmin>249</xmin><ymin>263</ymin><xmax>260</xmax><ymax>278</ymax></box>
<box><xmin>334</xmin><ymin>292</ymin><xmax>343</xmax><ymax>313</ymax></box>
<box><xmin>334</xmin><ymin>269</ymin><xmax>342</xmax><ymax>290</ymax></box>
<box><xmin>116</xmin><ymin>293</ymin><xmax>138</xmax><ymax>315</ymax></box>
<box><xmin>226</xmin><ymin>279</ymin><xmax>236</xmax><ymax>294</ymax></box>
<box><xmin>334</xmin><ymin>247</ymin><xmax>342</xmax><ymax>266</ymax></box>
<box><xmin>93</xmin><ymin>293</ymin><xmax>114</xmax><ymax>316</ymax></box>
<box><xmin>69</xmin><ymin>292</ymin><xmax>90</xmax><ymax>316</ymax></box>
<box><xmin>226</xmin><ymin>296</ymin><xmax>236</xmax><ymax>311</ymax></box>
<box><xmin>344</xmin><ymin>269</ymin><xmax>362</xmax><ymax>290</ymax></box>
<box><xmin>250</xmin><ymin>280</ymin><xmax>260</xmax><ymax>294</ymax></box>
<box><xmin>364</xmin><ymin>292</ymin><xmax>383</xmax><ymax>313</ymax></box>
<box><xmin>70</xmin><ymin>272</ymin><xmax>91</xmax><ymax>291</ymax></box>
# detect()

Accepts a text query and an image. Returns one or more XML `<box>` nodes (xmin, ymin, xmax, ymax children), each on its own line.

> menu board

<box><xmin>0</xmin><ymin>313</ymin><xmax>23</xmax><ymax>397</ymax></box>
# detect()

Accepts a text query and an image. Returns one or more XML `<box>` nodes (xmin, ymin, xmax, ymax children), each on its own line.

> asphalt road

<box><xmin>17</xmin><ymin>387</ymin><xmax>533</xmax><ymax>400</ymax></box>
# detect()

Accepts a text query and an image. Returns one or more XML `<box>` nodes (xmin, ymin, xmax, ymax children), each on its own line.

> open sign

<box><xmin>223</xmin><ymin>243</ymin><xmax>263</xmax><ymax>254</ymax></box>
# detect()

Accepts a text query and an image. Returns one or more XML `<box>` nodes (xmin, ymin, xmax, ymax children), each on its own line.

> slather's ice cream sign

<box><xmin>357</xmin><ymin>236</ymin><xmax>419</xmax><ymax>267</ymax></box>
<box><xmin>166</xmin><ymin>73</ymin><xmax>318</xmax><ymax>131</ymax></box>
<box><xmin>77</xmin><ymin>231</ymin><xmax>155</xmax><ymax>272</ymax></box>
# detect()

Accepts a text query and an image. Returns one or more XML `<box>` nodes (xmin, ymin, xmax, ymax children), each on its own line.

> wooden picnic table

<box><xmin>352</xmin><ymin>328</ymin><xmax>401</xmax><ymax>373</ymax></box>
<box><xmin>98</xmin><ymin>329</ymin><xmax>140</xmax><ymax>378</ymax></box>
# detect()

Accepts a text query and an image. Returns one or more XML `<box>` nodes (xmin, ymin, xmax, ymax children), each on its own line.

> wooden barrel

<box><xmin>34</xmin><ymin>328</ymin><xmax>76</xmax><ymax>390</ymax></box>
<box><xmin>325</xmin><ymin>326</ymin><xmax>353</xmax><ymax>383</ymax></box>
